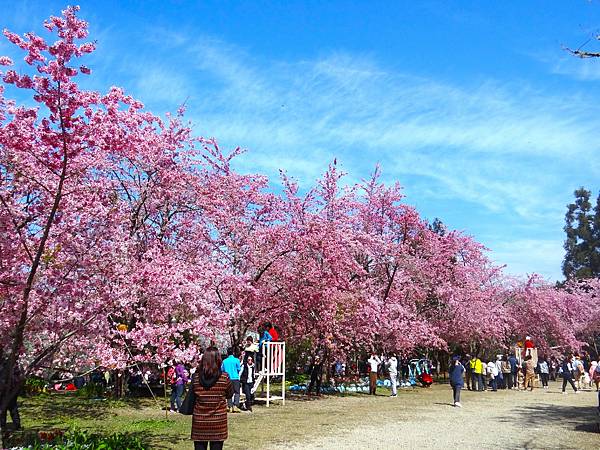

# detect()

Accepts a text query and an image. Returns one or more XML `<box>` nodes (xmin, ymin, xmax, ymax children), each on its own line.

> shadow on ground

<box><xmin>498</xmin><ymin>402</ymin><xmax>598</xmax><ymax>434</ymax></box>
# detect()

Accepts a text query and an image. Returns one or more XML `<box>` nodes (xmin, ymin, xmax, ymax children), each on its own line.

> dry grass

<box><xmin>14</xmin><ymin>382</ymin><xmax>600</xmax><ymax>449</ymax></box>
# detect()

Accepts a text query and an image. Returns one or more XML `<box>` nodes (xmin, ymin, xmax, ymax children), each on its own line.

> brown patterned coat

<box><xmin>191</xmin><ymin>372</ymin><xmax>234</xmax><ymax>442</ymax></box>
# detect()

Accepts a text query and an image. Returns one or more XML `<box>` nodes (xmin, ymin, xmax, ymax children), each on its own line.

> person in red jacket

<box><xmin>266</xmin><ymin>322</ymin><xmax>279</xmax><ymax>341</ymax></box>
<box><xmin>524</xmin><ymin>336</ymin><xmax>535</xmax><ymax>349</ymax></box>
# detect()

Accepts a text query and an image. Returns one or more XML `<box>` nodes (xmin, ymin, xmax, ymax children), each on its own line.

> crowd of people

<box><xmin>447</xmin><ymin>349</ymin><xmax>600</xmax><ymax>408</ymax></box>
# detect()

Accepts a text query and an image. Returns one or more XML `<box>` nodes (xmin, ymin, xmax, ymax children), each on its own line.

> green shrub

<box><xmin>24</xmin><ymin>377</ymin><xmax>49</xmax><ymax>395</ymax></box>
<box><xmin>288</xmin><ymin>373</ymin><xmax>309</xmax><ymax>385</ymax></box>
<box><xmin>75</xmin><ymin>382</ymin><xmax>105</xmax><ymax>399</ymax></box>
<box><xmin>8</xmin><ymin>428</ymin><xmax>146</xmax><ymax>449</ymax></box>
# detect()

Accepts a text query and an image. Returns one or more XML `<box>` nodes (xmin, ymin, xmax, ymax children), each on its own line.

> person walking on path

<box><xmin>239</xmin><ymin>356</ymin><xmax>256</xmax><ymax>412</ymax></box>
<box><xmin>191</xmin><ymin>347</ymin><xmax>234</xmax><ymax>450</ymax></box>
<box><xmin>221</xmin><ymin>348</ymin><xmax>241</xmax><ymax>413</ymax></box>
<box><xmin>538</xmin><ymin>357</ymin><xmax>550</xmax><ymax>389</ymax></box>
<box><xmin>449</xmin><ymin>355</ymin><xmax>464</xmax><ymax>407</ymax></box>
<box><xmin>386</xmin><ymin>353</ymin><xmax>398</xmax><ymax>397</ymax></box>
<box><xmin>368</xmin><ymin>353</ymin><xmax>382</xmax><ymax>395</ymax></box>
<box><xmin>561</xmin><ymin>356</ymin><xmax>579</xmax><ymax>394</ymax></box>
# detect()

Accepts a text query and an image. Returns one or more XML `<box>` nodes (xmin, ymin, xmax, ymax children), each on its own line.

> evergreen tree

<box><xmin>592</xmin><ymin>193</ymin><xmax>600</xmax><ymax>276</ymax></box>
<box><xmin>429</xmin><ymin>217</ymin><xmax>447</xmax><ymax>236</ymax></box>
<box><xmin>563</xmin><ymin>188</ymin><xmax>600</xmax><ymax>279</ymax></box>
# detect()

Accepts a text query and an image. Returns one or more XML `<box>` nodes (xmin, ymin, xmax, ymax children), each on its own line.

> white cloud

<box><xmin>485</xmin><ymin>238</ymin><xmax>565</xmax><ymax>282</ymax></box>
<box><xmin>174</xmin><ymin>42</ymin><xmax>598</xmax><ymax>224</ymax></box>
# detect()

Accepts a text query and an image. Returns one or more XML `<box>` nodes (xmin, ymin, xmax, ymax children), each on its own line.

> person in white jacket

<box><xmin>487</xmin><ymin>361</ymin><xmax>498</xmax><ymax>391</ymax></box>
<box><xmin>495</xmin><ymin>355</ymin><xmax>504</xmax><ymax>389</ymax></box>
<box><xmin>367</xmin><ymin>353</ymin><xmax>382</xmax><ymax>395</ymax></box>
<box><xmin>386</xmin><ymin>354</ymin><xmax>398</xmax><ymax>397</ymax></box>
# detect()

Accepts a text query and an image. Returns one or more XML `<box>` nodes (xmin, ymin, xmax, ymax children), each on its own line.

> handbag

<box><xmin>179</xmin><ymin>386</ymin><xmax>196</xmax><ymax>415</ymax></box>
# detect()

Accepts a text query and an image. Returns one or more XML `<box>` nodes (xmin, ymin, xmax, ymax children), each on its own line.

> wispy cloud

<box><xmin>170</xmin><ymin>41</ymin><xmax>598</xmax><ymax>221</ymax></box>
<box><xmin>485</xmin><ymin>238</ymin><xmax>565</xmax><ymax>281</ymax></box>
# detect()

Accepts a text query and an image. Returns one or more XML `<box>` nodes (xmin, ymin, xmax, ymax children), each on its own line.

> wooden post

<box><xmin>163</xmin><ymin>368</ymin><xmax>168</xmax><ymax>420</ymax></box>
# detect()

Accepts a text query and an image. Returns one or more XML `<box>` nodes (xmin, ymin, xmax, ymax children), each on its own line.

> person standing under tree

<box><xmin>591</xmin><ymin>357</ymin><xmax>600</xmax><ymax>391</ymax></box>
<box><xmin>386</xmin><ymin>353</ymin><xmax>398</xmax><ymax>397</ymax></box>
<box><xmin>463</xmin><ymin>354</ymin><xmax>472</xmax><ymax>391</ymax></box>
<box><xmin>470</xmin><ymin>355</ymin><xmax>484</xmax><ymax>392</ymax></box>
<box><xmin>508</xmin><ymin>353</ymin><xmax>518</xmax><ymax>390</ymax></box>
<box><xmin>524</xmin><ymin>355</ymin><xmax>536</xmax><ymax>391</ymax></box>
<box><xmin>307</xmin><ymin>355</ymin><xmax>324</xmax><ymax>396</ymax></box>
<box><xmin>191</xmin><ymin>347</ymin><xmax>234</xmax><ymax>450</ymax></box>
<box><xmin>168</xmin><ymin>362</ymin><xmax>188</xmax><ymax>413</ymax></box>
<box><xmin>257</xmin><ymin>324</ymin><xmax>273</xmax><ymax>372</ymax></box>
<box><xmin>486</xmin><ymin>360</ymin><xmax>498</xmax><ymax>391</ymax></box>
<box><xmin>449</xmin><ymin>355</ymin><xmax>464</xmax><ymax>407</ymax></box>
<box><xmin>239</xmin><ymin>356</ymin><xmax>256</xmax><ymax>412</ymax></box>
<box><xmin>367</xmin><ymin>353</ymin><xmax>382</xmax><ymax>395</ymax></box>
<box><xmin>221</xmin><ymin>348</ymin><xmax>241</xmax><ymax>413</ymax></box>
<box><xmin>538</xmin><ymin>357</ymin><xmax>550</xmax><ymax>389</ymax></box>
<box><xmin>501</xmin><ymin>355</ymin><xmax>511</xmax><ymax>389</ymax></box>
<box><xmin>242</xmin><ymin>336</ymin><xmax>258</xmax><ymax>363</ymax></box>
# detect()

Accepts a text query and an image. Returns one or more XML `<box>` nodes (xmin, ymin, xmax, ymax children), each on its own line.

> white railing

<box><xmin>252</xmin><ymin>341</ymin><xmax>285</xmax><ymax>407</ymax></box>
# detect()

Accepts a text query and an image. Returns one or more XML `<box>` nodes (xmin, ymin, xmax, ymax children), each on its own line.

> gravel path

<box><xmin>273</xmin><ymin>382</ymin><xmax>600</xmax><ymax>450</ymax></box>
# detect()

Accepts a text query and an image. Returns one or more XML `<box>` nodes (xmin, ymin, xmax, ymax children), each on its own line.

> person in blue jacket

<box><xmin>256</xmin><ymin>324</ymin><xmax>273</xmax><ymax>372</ymax></box>
<box><xmin>449</xmin><ymin>354</ymin><xmax>465</xmax><ymax>407</ymax></box>
<box><xmin>221</xmin><ymin>347</ymin><xmax>241</xmax><ymax>412</ymax></box>
<box><xmin>508</xmin><ymin>353</ymin><xmax>518</xmax><ymax>389</ymax></box>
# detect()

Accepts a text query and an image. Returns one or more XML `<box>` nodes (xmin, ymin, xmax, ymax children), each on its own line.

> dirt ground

<box><xmin>17</xmin><ymin>380</ymin><xmax>600</xmax><ymax>449</ymax></box>
<box><xmin>271</xmin><ymin>382</ymin><xmax>600</xmax><ymax>450</ymax></box>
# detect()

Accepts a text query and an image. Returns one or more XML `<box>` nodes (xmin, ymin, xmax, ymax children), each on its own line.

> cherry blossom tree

<box><xmin>0</xmin><ymin>5</ymin><xmax>227</xmax><ymax>422</ymax></box>
<box><xmin>2</xmin><ymin>8</ymin><xmax>598</xmax><ymax>438</ymax></box>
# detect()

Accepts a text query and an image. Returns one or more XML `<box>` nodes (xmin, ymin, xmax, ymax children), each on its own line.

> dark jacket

<box><xmin>561</xmin><ymin>361</ymin><xmax>573</xmax><ymax>380</ymax></box>
<box><xmin>449</xmin><ymin>362</ymin><xmax>465</xmax><ymax>386</ymax></box>
<box><xmin>239</xmin><ymin>362</ymin><xmax>256</xmax><ymax>384</ymax></box>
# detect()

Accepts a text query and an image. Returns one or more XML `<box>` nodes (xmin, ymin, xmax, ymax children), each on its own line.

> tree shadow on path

<box><xmin>497</xmin><ymin>402</ymin><xmax>598</xmax><ymax>434</ymax></box>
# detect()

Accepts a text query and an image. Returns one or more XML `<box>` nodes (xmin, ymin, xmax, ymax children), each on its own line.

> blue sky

<box><xmin>2</xmin><ymin>0</ymin><xmax>600</xmax><ymax>281</ymax></box>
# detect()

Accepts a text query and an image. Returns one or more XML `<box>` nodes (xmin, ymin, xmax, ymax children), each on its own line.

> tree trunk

<box><xmin>0</xmin><ymin>378</ymin><xmax>23</xmax><ymax>448</ymax></box>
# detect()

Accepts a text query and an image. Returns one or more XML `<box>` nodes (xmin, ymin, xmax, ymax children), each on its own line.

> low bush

<box><xmin>7</xmin><ymin>428</ymin><xmax>146</xmax><ymax>449</ymax></box>
<box><xmin>75</xmin><ymin>383</ymin><xmax>105</xmax><ymax>399</ymax></box>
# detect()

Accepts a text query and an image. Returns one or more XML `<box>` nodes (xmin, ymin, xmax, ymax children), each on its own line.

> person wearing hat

<box><xmin>449</xmin><ymin>355</ymin><xmax>465</xmax><ymax>407</ymax></box>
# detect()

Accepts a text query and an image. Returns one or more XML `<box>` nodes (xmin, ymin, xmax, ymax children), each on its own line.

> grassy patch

<box><xmin>15</xmin><ymin>387</ymin><xmax>411</xmax><ymax>449</ymax></box>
